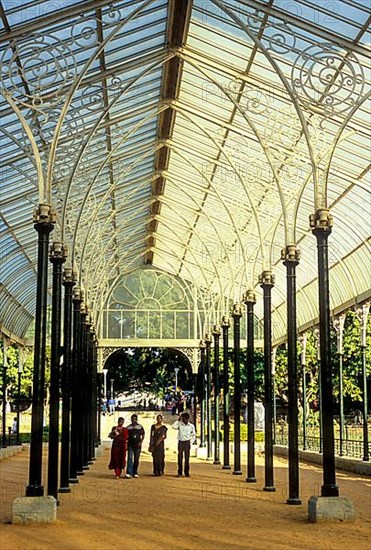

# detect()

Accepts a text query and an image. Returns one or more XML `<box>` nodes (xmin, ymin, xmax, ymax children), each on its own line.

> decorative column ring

<box><xmin>242</xmin><ymin>290</ymin><xmax>257</xmax><ymax>483</ymax></box>
<box><xmin>204</xmin><ymin>333</ymin><xmax>213</xmax><ymax>460</ymax></box>
<box><xmin>47</xmin><ymin>241</ymin><xmax>67</xmax><ymax>501</ymax></box>
<box><xmin>310</xmin><ymin>208</ymin><xmax>338</xmax><ymax>497</ymax></box>
<box><xmin>259</xmin><ymin>270</ymin><xmax>276</xmax><ymax>492</ymax></box>
<box><xmin>231</xmin><ymin>303</ymin><xmax>243</xmax><ymax>475</ymax></box>
<box><xmin>26</xmin><ymin>204</ymin><xmax>56</xmax><ymax>498</ymax></box>
<box><xmin>221</xmin><ymin>316</ymin><xmax>231</xmax><ymax>469</ymax></box>
<box><xmin>212</xmin><ymin>325</ymin><xmax>221</xmax><ymax>465</ymax></box>
<box><xmin>282</xmin><ymin>244</ymin><xmax>301</xmax><ymax>505</ymax></box>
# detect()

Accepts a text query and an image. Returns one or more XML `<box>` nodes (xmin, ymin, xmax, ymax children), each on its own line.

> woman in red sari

<box><xmin>108</xmin><ymin>417</ymin><xmax>128</xmax><ymax>478</ymax></box>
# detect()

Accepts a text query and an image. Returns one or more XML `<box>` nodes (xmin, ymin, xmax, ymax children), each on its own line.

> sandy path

<box><xmin>0</xmin><ymin>413</ymin><xmax>370</xmax><ymax>550</ymax></box>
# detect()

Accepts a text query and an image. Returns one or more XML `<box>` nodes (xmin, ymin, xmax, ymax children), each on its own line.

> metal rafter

<box><xmin>145</xmin><ymin>0</ymin><xmax>193</xmax><ymax>264</ymax></box>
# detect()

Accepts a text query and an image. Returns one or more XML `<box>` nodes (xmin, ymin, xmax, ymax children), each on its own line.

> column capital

<box><xmin>242</xmin><ymin>289</ymin><xmax>256</xmax><ymax>305</ymax></box>
<box><xmin>85</xmin><ymin>311</ymin><xmax>92</xmax><ymax>327</ymax></box>
<box><xmin>33</xmin><ymin>204</ymin><xmax>56</xmax><ymax>229</ymax></box>
<box><xmin>204</xmin><ymin>333</ymin><xmax>212</xmax><ymax>345</ymax></box>
<box><xmin>72</xmin><ymin>286</ymin><xmax>82</xmax><ymax>302</ymax></box>
<box><xmin>199</xmin><ymin>339</ymin><xmax>206</xmax><ymax>349</ymax></box>
<box><xmin>212</xmin><ymin>325</ymin><xmax>221</xmax><ymax>337</ymax></box>
<box><xmin>310</xmin><ymin>208</ymin><xmax>333</xmax><ymax>235</ymax></box>
<box><xmin>259</xmin><ymin>270</ymin><xmax>275</xmax><ymax>287</ymax></box>
<box><xmin>63</xmin><ymin>267</ymin><xmax>77</xmax><ymax>286</ymax></box>
<box><xmin>281</xmin><ymin>244</ymin><xmax>300</xmax><ymax>264</ymax></box>
<box><xmin>221</xmin><ymin>316</ymin><xmax>230</xmax><ymax>328</ymax></box>
<box><xmin>49</xmin><ymin>241</ymin><xmax>68</xmax><ymax>263</ymax></box>
<box><xmin>80</xmin><ymin>302</ymin><xmax>88</xmax><ymax>318</ymax></box>
<box><xmin>231</xmin><ymin>303</ymin><xmax>242</xmax><ymax>318</ymax></box>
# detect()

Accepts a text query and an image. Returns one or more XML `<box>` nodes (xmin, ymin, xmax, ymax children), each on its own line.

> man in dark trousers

<box><xmin>126</xmin><ymin>414</ymin><xmax>145</xmax><ymax>478</ymax></box>
<box><xmin>172</xmin><ymin>412</ymin><xmax>196</xmax><ymax>477</ymax></box>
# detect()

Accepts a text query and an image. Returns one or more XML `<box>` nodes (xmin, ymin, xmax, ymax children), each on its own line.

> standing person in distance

<box><xmin>149</xmin><ymin>414</ymin><xmax>168</xmax><ymax>476</ymax></box>
<box><xmin>108</xmin><ymin>417</ymin><xmax>128</xmax><ymax>478</ymax></box>
<box><xmin>126</xmin><ymin>414</ymin><xmax>145</xmax><ymax>478</ymax></box>
<box><xmin>172</xmin><ymin>412</ymin><xmax>196</xmax><ymax>477</ymax></box>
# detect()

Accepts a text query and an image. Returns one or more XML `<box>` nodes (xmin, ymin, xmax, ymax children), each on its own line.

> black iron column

<box><xmin>59</xmin><ymin>268</ymin><xmax>75</xmax><ymax>493</ymax></box>
<box><xmin>232</xmin><ymin>303</ymin><xmax>242</xmax><ymax>475</ymax></box>
<box><xmin>47</xmin><ymin>242</ymin><xmax>67</xmax><ymax>500</ymax></box>
<box><xmin>16</xmin><ymin>350</ymin><xmax>23</xmax><ymax>446</ymax></box>
<box><xmin>259</xmin><ymin>270</ymin><xmax>276</xmax><ymax>492</ymax></box>
<box><xmin>221</xmin><ymin>316</ymin><xmax>231</xmax><ymax>469</ymax></box>
<box><xmin>90</xmin><ymin>331</ymin><xmax>97</xmax><ymax>459</ymax></box>
<box><xmin>96</xmin><ymin>370</ymin><xmax>102</xmax><ymax>447</ymax></box>
<box><xmin>357</xmin><ymin>304</ymin><xmax>370</xmax><ymax>462</ymax></box>
<box><xmin>81</xmin><ymin>304</ymin><xmax>90</xmax><ymax>469</ymax></box>
<box><xmin>193</xmin><ymin>372</ymin><xmax>197</xmax><ymax>432</ymax></box>
<box><xmin>70</xmin><ymin>286</ymin><xmax>82</xmax><ymax>483</ymax></box>
<box><xmin>87</xmin><ymin>322</ymin><xmax>94</xmax><ymax>463</ymax></box>
<box><xmin>282</xmin><ymin>245</ymin><xmax>301</xmax><ymax>505</ymax></box>
<box><xmin>310</xmin><ymin>209</ymin><xmax>338</xmax><ymax>496</ymax></box>
<box><xmin>333</xmin><ymin>316</ymin><xmax>345</xmax><ymax>457</ymax></box>
<box><xmin>199</xmin><ymin>340</ymin><xmax>206</xmax><ymax>447</ymax></box>
<box><xmin>212</xmin><ymin>325</ymin><xmax>221</xmax><ymax>465</ymax></box>
<box><xmin>1</xmin><ymin>359</ymin><xmax>7</xmax><ymax>448</ymax></box>
<box><xmin>204</xmin><ymin>333</ymin><xmax>213</xmax><ymax>460</ymax></box>
<box><xmin>26</xmin><ymin>204</ymin><xmax>55</xmax><ymax>497</ymax></box>
<box><xmin>243</xmin><ymin>290</ymin><xmax>257</xmax><ymax>483</ymax></box>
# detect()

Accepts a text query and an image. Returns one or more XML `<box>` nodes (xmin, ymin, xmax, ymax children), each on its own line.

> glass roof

<box><xmin>0</xmin><ymin>0</ymin><xmax>370</xmax><ymax>342</ymax></box>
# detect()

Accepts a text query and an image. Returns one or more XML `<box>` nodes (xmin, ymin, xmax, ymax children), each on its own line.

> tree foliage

<box><xmin>104</xmin><ymin>347</ymin><xmax>193</xmax><ymax>398</ymax></box>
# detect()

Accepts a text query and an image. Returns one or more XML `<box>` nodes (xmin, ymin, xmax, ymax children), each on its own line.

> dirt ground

<box><xmin>0</xmin><ymin>413</ymin><xmax>370</xmax><ymax>550</ymax></box>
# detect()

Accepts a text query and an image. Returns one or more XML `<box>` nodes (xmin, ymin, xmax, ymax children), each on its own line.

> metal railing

<box><xmin>275</xmin><ymin>428</ymin><xmax>370</xmax><ymax>460</ymax></box>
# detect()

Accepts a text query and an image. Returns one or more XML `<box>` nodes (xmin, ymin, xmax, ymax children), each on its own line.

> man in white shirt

<box><xmin>172</xmin><ymin>412</ymin><xmax>196</xmax><ymax>477</ymax></box>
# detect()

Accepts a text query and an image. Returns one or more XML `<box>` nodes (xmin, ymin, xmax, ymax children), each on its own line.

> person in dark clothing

<box><xmin>149</xmin><ymin>414</ymin><xmax>168</xmax><ymax>476</ymax></box>
<box><xmin>125</xmin><ymin>414</ymin><xmax>145</xmax><ymax>478</ymax></box>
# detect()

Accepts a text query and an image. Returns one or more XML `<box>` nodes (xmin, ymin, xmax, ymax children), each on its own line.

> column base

<box><xmin>82</xmin><ymin>465</ymin><xmax>90</xmax><ymax>470</ymax></box>
<box><xmin>263</xmin><ymin>486</ymin><xmax>276</xmax><ymax>492</ymax></box>
<box><xmin>222</xmin><ymin>465</ymin><xmax>231</xmax><ymax>470</ymax></box>
<box><xmin>25</xmin><ymin>484</ymin><xmax>44</xmax><ymax>497</ymax></box>
<box><xmin>12</xmin><ymin>496</ymin><xmax>57</xmax><ymax>524</ymax></box>
<box><xmin>308</xmin><ymin>495</ymin><xmax>355</xmax><ymax>523</ymax></box>
<box><xmin>76</xmin><ymin>471</ymin><xmax>84</xmax><ymax>476</ymax></box>
<box><xmin>287</xmin><ymin>497</ymin><xmax>302</xmax><ymax>505</ymax></box>
<box><xmin>58</xmin><ymin>487</ymin><xmax>71</xmax><ymax>494</ymax></box>
<box><xmin>69</xmin><ymin>478</ymin><xmax>79</xmax><ymax>484</ymax></box>
<box><xmin>88</xmin><ymin>460</ymin><xmax>94</xmax><ymax>465</ymax></box>
<box><xmin>233</xmin><ymin>470</ymin><xmax>242</xmax><ymax>475</ymax></box>
<box><xmin>213</xmin><ymin>460</ymin><xmax>221</xmax><ymax>465</ymax></box>
<box><xmin>246</xmin><ymin>477</ymin><xmax>256</xmax><ymax>483</ymax></box>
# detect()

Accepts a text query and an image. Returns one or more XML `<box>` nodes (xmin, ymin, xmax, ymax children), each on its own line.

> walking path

<box><xmin>0</xmin><ymin>412</ymin><xmax>370</xmax><ymax>550</ymax></box>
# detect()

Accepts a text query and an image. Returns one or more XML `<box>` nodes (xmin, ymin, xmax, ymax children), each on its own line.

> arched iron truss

<box><xmin>1</xmin><ymin>0</ymin><xmax>370</xmax><ymax>346</ymax></box>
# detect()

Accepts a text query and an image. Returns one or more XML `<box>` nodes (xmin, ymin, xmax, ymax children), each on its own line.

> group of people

<box><xmin>108</xmin><ymin>412</ymin><xmax>196</xmax><ymax>478</ymax></box>
<box><xmin>165</xmin><ymin>392</ymin><xmax>192</xmax><ymax>415</ymax></box>
<box><xmin>108</xmin><ymin>414</ymin><xmax>145</xmax><ymax>478</ymax></box>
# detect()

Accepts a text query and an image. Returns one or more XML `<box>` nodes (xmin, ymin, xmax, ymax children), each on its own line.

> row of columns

<box><xmin>20</xmin><ymin>203</ymin><xmax>368</xmax><ymax>505</ymax></box>
<box><xmin>196</xmin><ymin>209</ymin><xmax>346</xmax><ymax>503</ymax></box>
<box><xmin>26</xmin><ymin>205</ymin><xmax>101</xmax><ymax>500</ymax></box>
